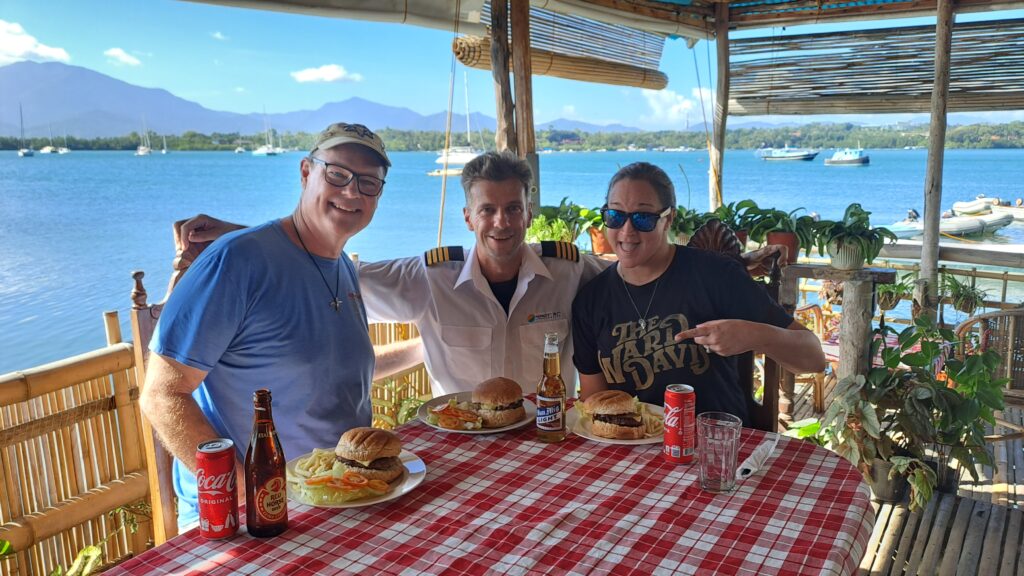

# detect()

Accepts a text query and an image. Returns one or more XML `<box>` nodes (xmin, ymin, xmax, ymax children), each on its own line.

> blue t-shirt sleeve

<box><xmin>151</xmin><ymin>244</ymin><xmax>248</xmax><ymax>372</ymax></box>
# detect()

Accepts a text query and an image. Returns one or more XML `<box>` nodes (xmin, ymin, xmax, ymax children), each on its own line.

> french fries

<box><xmin>293</xmin><ymin>448</ymin><xmax>336</xmax><ymax>478</ymax></box>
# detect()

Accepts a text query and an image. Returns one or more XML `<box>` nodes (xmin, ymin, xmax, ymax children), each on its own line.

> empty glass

<box><xmin>697</xmin><ymin>411</ymin><xmax>742</xmax><ymax>493</ymax></box>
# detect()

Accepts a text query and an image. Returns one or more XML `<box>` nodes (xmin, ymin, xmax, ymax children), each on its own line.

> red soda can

<box><xmin>663</xmin><ymin>384</ymin><xmax>696</xmax><ymax>464</ymax></box>
<box><xmin>196</xmin><ymin>438</ymin><xmax>239</xmax><ymax>539</ymax></box>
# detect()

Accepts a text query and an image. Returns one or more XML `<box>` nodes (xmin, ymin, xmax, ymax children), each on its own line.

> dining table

<box><xmin>110</xmin><ymin>399</ymin><xmax>874</xmax><ymax>575</ymax></box>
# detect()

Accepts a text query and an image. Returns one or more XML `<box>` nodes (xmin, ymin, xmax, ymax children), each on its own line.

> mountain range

<box><xmin>0</xmin><ymin>61</ymin><xmax>643</xmax><ymax>138</ymax></box>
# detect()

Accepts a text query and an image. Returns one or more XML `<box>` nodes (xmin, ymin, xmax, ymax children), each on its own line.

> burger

<box><xmin>472</xmin><ymin>377</ymin><xmax>526</xmax><ymax>428</ymax></box>
<box><xmin>335</xmin><ymin>427</ymin><xmax>404</xmax><ymax>483</ymax></box>
<box><xmin>583</xmin><ymin>390</ymin><xmax>644</xmax><ymax>440</ymax></box>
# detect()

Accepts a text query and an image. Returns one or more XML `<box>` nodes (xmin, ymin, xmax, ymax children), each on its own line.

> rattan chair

<box><xmin>0</xmin><ymin>312</ymin><xmax>152</xmax><ymax>574</ymax></box>
<box><xmin>955</xmin><ymin>308</ymin><xmax>1024</xmax><ymax>443</ymax></box>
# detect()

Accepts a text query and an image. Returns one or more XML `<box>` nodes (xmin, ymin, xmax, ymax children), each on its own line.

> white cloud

<box><xmin>234</xmin><ymin>86</ymin><xmax>246</xmax><ymax>93</ymax></box>
<box><xmin>211</xmin><ymin>31</ymin><xmax>227</xmax><ymax>41</ymax></box>
<box><xmin>0</xmin><ymin>20</ymin><xmax>70</xmax><ymax>65</ymax></box>
<box><xmin>639</xmin><ymin>88</ymin><xmax>711</xmax><ymax>128</ymax></box>
<box><xmin>104</xmin><ymin>47</ymin><xmax>141</xmax><ymax>66</ymax></box>
<box><xmin>561</xmin><ymin>105</ymin><xmax>577</xmax><ymax>118</ymax></box>
<box><xmin>290</xmin><ymin>64</ymin><xmax>363</xmax><ymax>83</ymax></box>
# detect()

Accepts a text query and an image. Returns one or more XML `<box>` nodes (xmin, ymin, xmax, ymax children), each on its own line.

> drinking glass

<box><xmin>697</xmin><ymin>411</ymin><xmax>742</xmax><ymax>493</ymax></box>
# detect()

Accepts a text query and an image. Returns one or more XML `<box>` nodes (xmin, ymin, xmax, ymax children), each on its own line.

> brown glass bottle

<box><xmin>244</xmin><ymin>389</ymin><xmax>288</xmax><ymax>537</ymax></box>
<box><xmin>536</xmin><ymin>332</ymin><xmax>567</xmax><ymax>442</ymax></box>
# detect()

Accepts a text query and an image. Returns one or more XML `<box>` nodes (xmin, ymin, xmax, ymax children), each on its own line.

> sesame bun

<box><xmin>473</xmin><ymin>377</ymin><xmax>526</xmax><ymax>428</ymax></box>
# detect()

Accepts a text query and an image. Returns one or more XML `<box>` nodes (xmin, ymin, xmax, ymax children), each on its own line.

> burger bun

<box><xmin>335</xmin><ymin>427</ymin><xmax>404</xmax><ymax>483</ymax></box>
<box><xmin>473</xmin><ymin>377</ymin><xmax>526</xmax><ymax>428</ymax></box>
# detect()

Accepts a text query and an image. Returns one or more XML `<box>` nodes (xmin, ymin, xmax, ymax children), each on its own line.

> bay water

<box><xmin>2</xmin><ymin>148</ymin><xmax>1023</xmax><ymax>373</ymax></box>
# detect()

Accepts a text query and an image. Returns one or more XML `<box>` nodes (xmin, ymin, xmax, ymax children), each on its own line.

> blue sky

<box><xmin>2</xmin><ymin>0</ymin><xmax>1021</xmax><ymax>129</ymax></box>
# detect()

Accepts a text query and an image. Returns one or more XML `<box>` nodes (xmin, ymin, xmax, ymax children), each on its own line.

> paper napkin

<box><xmin>736</xmin><ymin>434</ymin><xmax>780</xmax><ymax>481</ymax></box>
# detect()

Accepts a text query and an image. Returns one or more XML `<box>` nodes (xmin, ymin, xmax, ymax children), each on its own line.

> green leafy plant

<box><xmin>877</xmin><ymin>272</ymin><xmax>917</xmax><ymax>311</ymax></box>
<box><xmin>530</xmin><ymin>197</ymin><xmax>592</xmax><ymax>243</ymax></box>
<box><xmin>812</xmin><ymin>203</ymin><xmax>898</xmax><ymax>265</ymax></box>
<box><xmin>747</xmin><ymin>206</ymin><xmax>817</xmax><ymax>255</ymax></box>
<box><xmin>670</xmin><ymin>206</ymin><xmax>705</xmax><ymax>239</ymax></box>
<box><xmin>822</xmin><ymin>316</ymin><xmax>1006</xmax><ymax>511</ymax></box>
<box><xmin>526</xmin><ymin>214</ymin><xmax>574</xmax><ymax>243</ymax></box>
<box><xmin>941</xmin><ymin>272</ymin><xmax>988</xmax><ymax>315</ymax></box>
<box><xmin>783</xmin><ymin>417</ymin><xmax>827</xmax><ymax>447</ymax></box>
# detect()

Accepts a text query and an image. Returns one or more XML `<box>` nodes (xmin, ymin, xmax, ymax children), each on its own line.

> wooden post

<box><xmin>510</xmin><ymin>0</ymin><xmax>539</xmax><ymax>207</ymax></box>
<box><xmin>917</xmin><ymin>0</ymin><xmax>955</xmax><ymax>321</ymax></box>
<box><xmin>837</xmin><ymin>280</ymin><xmax>874</xmax><ymax>381</ymax></box>
<box><xmin>490</xmin><ymin>0</ymin><xmax>516</xmax><ymax>154</ymax></box>
<box><xmin>708</xmin><ymin>2</ymin><xmax>729</xmax><ymax>211</ymax></box>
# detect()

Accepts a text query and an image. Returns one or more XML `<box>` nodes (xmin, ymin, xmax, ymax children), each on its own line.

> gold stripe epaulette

<box><xmin>540</xmin><ymin>241</ymin><xmax>579</xmax><ymax>262</ymax></box>
<box><xmin>424</xmin><ymin>246</ymin><xmax>465</xmax><ymax>266</ymax></box>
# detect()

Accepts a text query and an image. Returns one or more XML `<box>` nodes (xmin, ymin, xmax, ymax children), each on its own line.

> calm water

<box><xmin>2</xmin><ymin>148</ymin><xmax>1023</xmax><ymax>373</ymax></box>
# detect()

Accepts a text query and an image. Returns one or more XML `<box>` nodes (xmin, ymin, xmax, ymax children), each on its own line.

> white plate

<box><xmin>567</xmin><ymin>403</ymin><xmax>664</xmax><ymax>445</ymax></box>
<box><xmin>417</xmin><ymin>392</ymin><xmax>536</xmax><ymax>434</ymax></box>
<box><xmin>285</xmin><ymin>449</ymin><xmax>426</xmax><ymax>509</ymax></box>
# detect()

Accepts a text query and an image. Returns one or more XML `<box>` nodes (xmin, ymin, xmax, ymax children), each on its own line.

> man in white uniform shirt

<box><xmin>176</xmin><ymin>151</ymin><xmax>607</xmax><ymax>396</ymax></box>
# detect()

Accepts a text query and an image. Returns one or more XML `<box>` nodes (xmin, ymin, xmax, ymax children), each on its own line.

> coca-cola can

<box><xmin>663</xmin><ymin>384</ymin><xmax>696</xmax><ymax>464</ymax></box>
<box><xmin>196</xmin><ymin>438</ymin><xmax>239</xmax><ymax>539</ymax></box>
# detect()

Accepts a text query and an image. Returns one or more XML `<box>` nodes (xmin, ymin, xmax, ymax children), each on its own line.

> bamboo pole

<box><xmin>709</xmin><ymin>2</ymin><xmax>728</xmax><ymax>210</ymax></box>
<box><xmin>510</xmin><ymin>0</ymin><xmax>539</xmax><ymax>206</ymax></box>
<box><xmin>917</xmin><ymin>0</ymin><xmax>956</xmax><ymax>321</ymax></box>
<box><xmin>489</xmin><ymin>1</ymin><xmax>517</xmax><ymax>154</ymax></box>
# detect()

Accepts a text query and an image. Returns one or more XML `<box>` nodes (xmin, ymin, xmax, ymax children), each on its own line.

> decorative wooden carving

<box><xmin>131</xmin><ymin>270</ymin><xmax>148</xmax><ymax>309</ymax></box>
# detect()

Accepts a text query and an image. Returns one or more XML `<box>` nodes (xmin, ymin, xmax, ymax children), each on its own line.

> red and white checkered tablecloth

<box><xmin>111</xmin><ymin>414</ymin><xmax>874</xmax><ymax>576</ymax></box>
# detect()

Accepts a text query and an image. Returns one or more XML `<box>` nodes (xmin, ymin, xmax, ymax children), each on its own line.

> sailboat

<box><xmin>431</xmin><ymin>73</ymin><xmax>482</xmax><ymax>175</ymax></box>
<box><xmin>17</xmin><ymin>104</ymin><xmax>34</xmax><ymax>157</ymax></box>
<box><xmin>252</xmin><ymin>112</ymin><xmax>277</xmax><ymax>156</ymax></box>
<box><xmin>161</xmin><ymin>135</ymin><xmax>169</xmax><ymax>155</ymax></box>
<box><xmin>58</xmin><ymin>133</ymin><xmax>71</xmax><ymax>154</ymax></box>
<box><xmin>39</xmin><ymin>125</ymin><xmax>57</xmax><ymax>154</ymax></box>
<box><xmin>135</xmin><ymin>119</ymin><xmax>152</xmax><ymax>156</ymax></box>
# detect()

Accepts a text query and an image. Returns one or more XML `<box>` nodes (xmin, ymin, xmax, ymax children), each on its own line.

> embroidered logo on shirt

<box><xmin>598</xmin><ymin>312</ymin><xmax>710</xmax><ymax>390</ymax></box>
<box><xmin>527</xmin><ymin>311</ymin><xmax>564</xmax><ymax>324</ymax></box>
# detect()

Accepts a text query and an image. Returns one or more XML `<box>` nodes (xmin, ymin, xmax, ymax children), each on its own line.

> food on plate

<box><xmin>641</xmin><ymin>405</ymin><xmax>665</xmax><ymax>437</ymax></box>
<box><xmin>472</xmin><ymin>377</ymin><xmax>526</xmax><ymax>428</ymax></box>
<box><xmin>335</xmin><ymin>427</ymin><xmax>405</xmax><ymax>483</ymax></box>
<box><xmin>288</xmin><ymin>428</ymin><xmax>404</xmax><ymax>505</ymax></box>
<box><xmin>583</xmin><ymin>390</ymin><xmax>646</xmax><ymax>440</ymax></box>
<box><xmin>428</xmin><ymin>399</ymin><xmax>483</xmax><ymax>431</ymax></box>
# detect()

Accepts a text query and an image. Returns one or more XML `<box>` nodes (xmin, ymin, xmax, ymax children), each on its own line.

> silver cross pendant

<box><xmin>330</xmin><ymin>298</ymin><xmax>343</xmax><ymax>312</ymax></box>
<box><xmin>638</xmin><ymin>318</ymin><xmax>647</xmax><ymax>331</ymax></box>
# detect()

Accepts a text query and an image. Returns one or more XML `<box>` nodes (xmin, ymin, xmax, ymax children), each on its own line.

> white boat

<box><xmin>889</xmin><ymin>212</ymin><xmax>1013</xmax><ymax>238</ymax></box>
<box><xmin>136</xmin><ymin>119</ymin><xmax>152</xmax><ymax>156</ymax></box>
<box><xmin>824</xmin><ymin>147</ymin><xmax>869</xmax><ymax>166</ymax></box>
<box><xmin>234</xmin><ymin>146</ymin><xmax>246</xmax><ymax>154</ymax></box>
<box><xmin>758</xmin><ymin>146</ymin><xmax>818</xmax><ymax>161</ymax></box>
<box><xmin>161</xmin><ymin>135</ymin><xmax>168</xmax><ymax>155</ymax></box>
<box><xmin>432</xmin><ymin>72</ymin><xmax>482</xmax><ymax>173</ymax></box>
<box><xmin>990</xmin><ymin>203</ymin><xmax>1024</xmax><ymax>221</ymax></box>
<box><xmin>951</xmin><ymin>198</ymin><xmax>992</xmax><ymax>216</ymax></box>
<box><xmin>17</xmin><ymin>104</ymin><xmax>34</xmax><ymax>157</ymax></box>
<box><xmin>39</xmin><ymin>126</ymin><xmax>58</xmax><ymax>153</ymax></box>
<box><xmin>58</xmin><ymin>133</ymin><xmax>70</xmax><ymax>154</ymax></box>
<box><xmin>252</xmin><ymin>113</ymin><xmax>277</xmax><ymax>156</ymax></box>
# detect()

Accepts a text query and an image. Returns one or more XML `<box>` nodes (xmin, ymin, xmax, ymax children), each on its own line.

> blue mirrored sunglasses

<box><xmin>600</xmin><ymin>206</ymin><xmax>672</xmax><ymax>232</ymax></box>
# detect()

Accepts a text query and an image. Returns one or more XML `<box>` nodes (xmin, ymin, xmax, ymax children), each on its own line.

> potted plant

<box><xmin>579</xmin><ymin>206</ymin><xmax>612</xmax><ymax>254</ymax></box>
<box><xmin>941</xmin><ymin>272</ymin><xmax>988</xmax><ymax>315</ymax></box>
<box><xmin>877</xmin><ymin>272</ymin><xmax>916</xmax><ymax>312</ymax></box>
<box><xmin>526</xmin><ymin>197</ymin><xmax>592</xmax><ymax>244</ymax></box>
<box><xmin>706</xmin><ymin>201</ymin><xmax>756</xmax><ymax>245</ymax></box>
<box><xmin>822</xmin><ymin>316</ymin><xmax>1006</xmax><ymax>511</ymax></box>
<box><xmin>747</xmin><ymin>206</ymin><xmax>816</xmax><ymax>265</ymax></box>
<box><xmin>812</xmin><ymin>203</ymin><xmax>898</xmax><ymax>270</ymax></box>
<box><xmin>670</xmin><ymin>206</ymin><xmax>705</xmax><ymax>245</ymax></box>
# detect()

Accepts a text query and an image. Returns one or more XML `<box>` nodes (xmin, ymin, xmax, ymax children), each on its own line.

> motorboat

<box><xmin>234</xmin><ymin>146</ymin><xmax>246</xmax><ymax>154</ymax></box>
<box><xmin>889</xmin><ymin>212</ymin><xmax>1013</xmax><ymax>238</ymax></box>
<box><xmin>990</xmin><ymin>203</ymin><xmax>1024</xmax><ymax>221</ymax></box>
<box><xmin>758</xmin><ymin>146</ymin><xmax>818</xmax><ymax>161</ymax></box>
<box><xmin>824</xmin><ymin>148</ymin><xmax>869</xmax><ymax>166</ymax></box>
<box><xmin>951</xmin><ymin>198</ymin><xmax>992</xmax><ymax>216</ymax></box>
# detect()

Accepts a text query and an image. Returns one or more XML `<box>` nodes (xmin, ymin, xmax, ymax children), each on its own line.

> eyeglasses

<box><xmin>600</xmin><ymin>206</ymin><xmax>672</xmax><ymax>232</ymax></box>
<box><xmin>307</xmin><ymin>157</ymin><xmax>386</xmax><ymax>197</ymax></box>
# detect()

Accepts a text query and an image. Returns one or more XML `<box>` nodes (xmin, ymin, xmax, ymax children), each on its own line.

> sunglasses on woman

<box><xmin>600</xmin><ymin>206</ymin><xmax>672</xmax><ymax>232</ymax></box>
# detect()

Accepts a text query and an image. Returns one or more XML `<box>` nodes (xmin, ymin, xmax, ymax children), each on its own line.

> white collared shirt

<box><xmin>358</xmin><ymin>244</ymin><xmax>608</xmax><ymax>397</ymax></box>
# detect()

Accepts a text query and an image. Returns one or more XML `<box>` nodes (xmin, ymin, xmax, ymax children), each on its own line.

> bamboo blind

<box><xmin>0</xmin><ymin>344</ymin><xmax>151</xmax><ymax>576</ymax></box>
<box><xmin>729</xmin><ymin>17</ymin><xmax>1024</xmax><ymax>115</ymax></box>
<box><xmin>454</xmin><ymin>35</ymin><xmax>668</xmax><ymax>90</ymax></box>
<box><xmin>367</xmin><ymin>322</ymin><xmax>432</xmax><ymax>430</ymax></box>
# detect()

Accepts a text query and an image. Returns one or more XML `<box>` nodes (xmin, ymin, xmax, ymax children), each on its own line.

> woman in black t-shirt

<box><xmin>571</xmin><ymin>163</ymin><xmax>826</xmax><ymax>423</ymax></box>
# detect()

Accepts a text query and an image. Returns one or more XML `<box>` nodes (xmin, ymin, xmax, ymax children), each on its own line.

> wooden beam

<box><xmin>490</xmin><ymin>0</ymin><xmax>516</xmax><ymax>154</ymax></box>
<box><xmin>917</xmin><ymin>0</ymin><xmax>955</xmax><ymax>321</ymax></box>
<box><xmin>709</xmin><ymin>2</ymin><xmax>728</xmax><ymax>210</ymax></box>
<box><xmin>510</xmin><ymin>0</ymin><xmax>538</xmax><ymax>206</ymax></box>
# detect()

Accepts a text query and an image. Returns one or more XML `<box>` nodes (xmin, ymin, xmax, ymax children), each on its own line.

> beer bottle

<box><xmin>536</xmin><ymin>332</ymin><xmax>567</xmax><ymax>442</ymax></box>
<box><xmin>244</xmin><ymin>389</ymin><xmax>288</xmax><ymax>537</ymax></box>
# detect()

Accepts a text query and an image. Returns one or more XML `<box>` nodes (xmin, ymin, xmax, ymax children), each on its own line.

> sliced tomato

<box><xmin>341</xmin><ymin>470</ymin><xmax>369</xmax><ymax>486</ymax></box>
<box><xmin>438</xmin><ymin>414</ymin><xmax>463</xmax><ymax>429</ymax></box>
<box><xmin>304</xmin><ymin>475</ymin><xmax>335</xmax><ymax>486</ymax></box>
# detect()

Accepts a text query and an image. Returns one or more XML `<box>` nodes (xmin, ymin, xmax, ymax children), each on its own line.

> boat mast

<box><xmin>463</xmin><ymin>72</ymin><xmax>471</xmax><ymax>147</ymax></box>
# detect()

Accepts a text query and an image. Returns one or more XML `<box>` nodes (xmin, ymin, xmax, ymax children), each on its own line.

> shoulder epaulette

<box><xmin>424</xmin><ymin>246</ymin><xmax>465</xmax><ymax>266</ymax></box>
<box><xmin>540</xmin><ymin>240</ymin><xmax>579</xmax><ymax>262</ymax></box>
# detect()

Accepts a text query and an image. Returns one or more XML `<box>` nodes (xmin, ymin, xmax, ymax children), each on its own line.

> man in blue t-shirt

<box><xmin>141</xmin><ymin>122</ymin><xmax>421</xmax><ymax>529</ymax></box>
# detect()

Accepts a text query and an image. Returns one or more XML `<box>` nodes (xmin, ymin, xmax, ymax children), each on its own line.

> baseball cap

<box><xmin>310</xmin><ymin>122</ymin><xmax>391</xmax><ymax>167</ymax></box>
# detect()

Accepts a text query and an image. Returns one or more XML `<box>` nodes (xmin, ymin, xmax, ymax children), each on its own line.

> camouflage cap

<box><xmin>310</xmin><ymin>122</ymin><xmax>390</xmax><ymax>167</ymax></box>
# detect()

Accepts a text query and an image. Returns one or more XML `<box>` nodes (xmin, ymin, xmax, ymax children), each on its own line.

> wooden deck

<box><xmin>789</xmin><ymin>374</ymin><xmax>1024</xmax><ymax>574</ymax></box>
